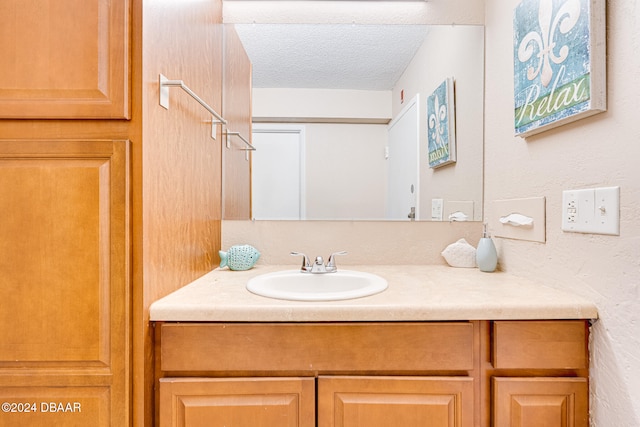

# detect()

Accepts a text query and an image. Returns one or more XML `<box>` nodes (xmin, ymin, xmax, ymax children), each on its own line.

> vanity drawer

<box><xmin>492</xmin><ymin>320</ymin><xmax>588</xmax><ymax>369</ymax></box>
<box><xmin>159</xmin><ymin>322</ymin><xmax>475</xmax><ymax>373</ymax></box>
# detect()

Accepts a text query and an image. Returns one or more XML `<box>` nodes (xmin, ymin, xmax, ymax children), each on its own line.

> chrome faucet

<box><xmin>291</xmin><ymin>251</ymin><xmax>347</xmax><ymax>273</ymax></box>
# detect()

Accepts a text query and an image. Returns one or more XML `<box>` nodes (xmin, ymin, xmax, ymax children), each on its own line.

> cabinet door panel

<box><xmin>161</xmin><ymin>322</ymin><xmax>475</xmax><ymax>373</ymax></box>
<box><xmin>318</xmin><ymin>376</ymin><xmax>474</xmax><ymax>427</ymax></box>
<box><xmin>0</xmin><ymin>0</ymin><xmax>129</xmax><ymax>118</ymax></box>
<box><xmin>159</xmin><ymin>377</ymin><xmax>315</xmax><ymax>427</ymax></box>
<box><xmin>493</xmin><ymin>377</ymin><xmax>588</xmax><ymax>427</ymax></box>
<box><xmin>0</xmin><ymin>139</ymin><xmax>130</xmax><ymax>427</ymax></box>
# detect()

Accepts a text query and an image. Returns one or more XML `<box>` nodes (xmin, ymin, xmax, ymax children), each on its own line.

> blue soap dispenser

<box><xmin>476</xmin><ymin>224</ymin><xmax>498</xmax><ymax>272</ymax></box>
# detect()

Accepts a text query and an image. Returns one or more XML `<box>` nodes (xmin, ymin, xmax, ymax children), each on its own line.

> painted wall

<box><xmin>225</xmin><ymin>0</ymin><xmax>640</xmax><ymax>423</ymax></box>
<box><xmin>484</xmin><ymin>1</ymin><xmax>640</xmax><ymax>425</ymax></box>
<box><xmin>253</xmin><ymin>88</ymin><xmax>391</xmax><ymax>119</ymax></box>
<box><xmin>305</xmin><ymin>123</ymin><xmax>388</xmax><ymax>219</ymax></box>
<box><xmin>392</xmin><ymin>25</ymin><xmax>485</xmax><ymax>221</ymax></box>
<box><xmin>223</xmin><ymin>220</ymin><xmax>482</xmax><ymax>265</ymax></box>
<box><xmin>252</xmin><ymin>88</ymin><xmax>390</xmax><ymax>219</ymax></box>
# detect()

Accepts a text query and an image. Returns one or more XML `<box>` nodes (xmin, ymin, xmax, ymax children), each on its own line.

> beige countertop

<box><xmin>149</xmin><ymin>265</ymin><xmax>598</xmax><ymax>322</ymax></box>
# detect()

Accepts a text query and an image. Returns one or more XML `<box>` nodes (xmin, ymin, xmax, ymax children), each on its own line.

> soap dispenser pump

<box><xmin>476</xmin><ymin>224</ymin><xmax>498</xmax><ymax>272</ymax></box>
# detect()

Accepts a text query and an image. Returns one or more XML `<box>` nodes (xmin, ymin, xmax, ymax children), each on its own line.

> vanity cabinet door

<box><xmin>159</xmin><ymin>377</ymin><xmax>315</xmax><ymax>427</ymax></box>
<box><xmin>317</xmin><ymin>376</ymin><xmax>474</xmax><ymax>427</ymax></box>
<box><xmin>493</xmin><ymin>377</ymin><xmax>588</xmax><ymax>427</ymax></box>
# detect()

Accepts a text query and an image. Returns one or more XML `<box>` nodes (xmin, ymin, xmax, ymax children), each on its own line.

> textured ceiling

<box><xmin>234</xmin><ymin>24</ymin><xmax>430</xmax><ymax>90</ymax></box>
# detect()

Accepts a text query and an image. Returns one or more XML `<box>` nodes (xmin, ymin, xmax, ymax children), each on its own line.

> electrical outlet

<box><xmin>562</xmin><ymin>187</ymin><xmax>619</xmax><ymax>235</ymax></box>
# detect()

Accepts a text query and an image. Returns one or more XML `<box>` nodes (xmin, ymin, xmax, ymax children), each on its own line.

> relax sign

<box><xmin>513</xmin><ymin>0</ymin><xmax>606</xmax><ymax>137</ymax></box>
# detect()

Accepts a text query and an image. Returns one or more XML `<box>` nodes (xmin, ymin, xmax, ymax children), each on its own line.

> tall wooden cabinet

<box><xmin>0</xmin><ymin>2</ymin><xmax>133</xmax><ymax>425</ymax></box>
<box><xmin>0</xmin><ymin>0</ymin><xmax>251</xmax><ymax>426</ymax></box>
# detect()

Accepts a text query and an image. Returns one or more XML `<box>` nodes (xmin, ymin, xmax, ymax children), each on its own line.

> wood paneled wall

<box><xmin>135</xmin><ymin>1</ymin><xmax>224</xmax><ymax>426</ymax></box>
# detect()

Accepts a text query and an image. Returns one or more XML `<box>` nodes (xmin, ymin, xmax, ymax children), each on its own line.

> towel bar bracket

<box><xmin>159</xmin><ymin>74</ymin><xmax>227</xmax><ymax>140</ymax></box>
<box><xmin>225</xmin><ymin>130</ymin><xmax>256</xmax><ymax>161</ymax></box>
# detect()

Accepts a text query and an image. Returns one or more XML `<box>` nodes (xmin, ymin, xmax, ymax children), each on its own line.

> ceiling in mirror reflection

<box><xmin>234</xmin><ymin>24</ymin><xmax>430</xmax><ymax>90</ymax></box>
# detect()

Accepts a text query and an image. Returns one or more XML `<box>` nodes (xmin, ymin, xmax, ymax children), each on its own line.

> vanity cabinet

<box><xmin>155</xmin><ymin>320</ymin><xmax>590</xmax><ymax>427</ymax></box>
<box><xmin>490</xmin><ymin>321</ymin><xmax>589</xmax><ymax>427</ymax></box>
<box><xmin>156</xmin><ymin>322</ymin><xmax>476</xmax><ymax>427</ymax></box>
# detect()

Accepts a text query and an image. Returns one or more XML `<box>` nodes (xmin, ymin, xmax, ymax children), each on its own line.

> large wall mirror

<box><xmin>232</xmin><ymin>23</ymin><xmax>484</xmax><ymax>221</ymax></box>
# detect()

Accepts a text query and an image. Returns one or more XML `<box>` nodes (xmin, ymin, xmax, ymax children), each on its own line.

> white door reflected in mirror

<box><xmin>251</xmin><ymin>125</ymin><xmax>305</xmax><ymax>220</ymax></box>
<box><xmin>386</xmin><ymin>95</ymin><xmax>420</xmax><ymax>220</ymax></box>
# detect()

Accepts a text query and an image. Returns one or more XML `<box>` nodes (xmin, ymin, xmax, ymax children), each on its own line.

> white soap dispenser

<box><xmin>476</xmin><ymin>224</ymin><xmax>498</xmax><ymax>272</ymax></box>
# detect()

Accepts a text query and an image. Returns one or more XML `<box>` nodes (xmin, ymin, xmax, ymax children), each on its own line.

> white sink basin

<box><xmin>246</xmin><ymin>270</ymin><xmax>388</xmax><ymax>301</ymax></box>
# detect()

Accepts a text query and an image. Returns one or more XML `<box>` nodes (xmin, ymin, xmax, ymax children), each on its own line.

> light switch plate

<box><xmin>431</xmin><ymin>199</ymin><xmax>443</xmax><ymax>221</ymax></box>
<box><xmin>562</xmin><ymin>186</ymin><xmax>619</xmax><ymax>235</ymax></box>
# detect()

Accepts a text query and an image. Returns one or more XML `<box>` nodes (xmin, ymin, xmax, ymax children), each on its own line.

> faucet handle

<box><xmin>290</xmin><ymin>252</ymin><xmax>311</xmax><ymax>271</ymax></box>
<box><xmin>326</xmin><ymin>251</ymin><xmax>347</xmax><ymax>270</ymax></box>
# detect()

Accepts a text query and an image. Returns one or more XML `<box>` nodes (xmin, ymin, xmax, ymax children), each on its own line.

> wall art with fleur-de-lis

<box><xmin>427</xmin><ymin>77</ymin><xmax>456</xmax><ymax>168</ymax></box>
<box><xmin>513</xmin><ymin>0</ymin><xmax>606</xmax><ymax>137</ymax></box>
